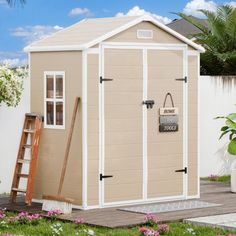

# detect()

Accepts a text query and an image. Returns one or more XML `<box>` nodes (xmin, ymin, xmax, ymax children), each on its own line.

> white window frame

<box><xmin>44</xmin><ymin>71</ymin><xmax>65</xmax><ymax>129</ymax></box>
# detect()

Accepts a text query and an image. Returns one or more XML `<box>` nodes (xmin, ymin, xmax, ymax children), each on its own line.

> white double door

<box><xmin>100</xmin><ymin>45</ymin><xmax>187</xmax><ymax>206</ymax></box>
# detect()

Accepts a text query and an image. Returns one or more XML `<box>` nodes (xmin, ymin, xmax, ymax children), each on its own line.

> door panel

<box><xmin>147</xmin><ymin>50</ymin><xmax>184</xmax><ymax>199</ymax></box>
<box><xmin>103</xmin><ymin>49</ymin><xmax>143</xmax><ymax>204</ymax></box>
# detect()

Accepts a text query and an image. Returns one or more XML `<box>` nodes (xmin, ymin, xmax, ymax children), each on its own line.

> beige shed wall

<box><xmin>188</xmin><ymin>55</ymin><xmax>199</xmax><ymax>196</ymax></box>
<box><xmin>87</xmin><ymin>54</ymin><xmax>100</xmax><ymax>206</ymax></box>
<box><xmin>30</xmin><ymin>51</ymin><xmax>83</xmax><ymax>205</ymax></box>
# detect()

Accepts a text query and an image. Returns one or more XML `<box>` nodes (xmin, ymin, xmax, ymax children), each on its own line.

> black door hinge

<box><xmin>100</xmin><ymin>76</ymin><xmax>114</xmax><ymax>84</ymax></box>
<box><xmin>175</xmin><ymin>76</ymin><xmax>187</xmax><ymax>83</ymax></box>
<box><xmin>100</xmin><ymin>174</ymin><xmax>113</xmax><ymax>181</ymax></box>
<box><xmin>175</xmin><ymin>167</ymin><xmax>187</xmax><ymax>174</ymax></box>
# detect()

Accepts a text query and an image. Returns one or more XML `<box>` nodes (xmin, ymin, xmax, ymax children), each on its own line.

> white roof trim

<box><xmin>24</xmin><ymin>45</ymin><xmax>85</xmax><ymax>52</ymax></box>
<box><xmin>25</xmin><ymin>15</ymin><xmax>205</xmax><ymax>53</ymax></box>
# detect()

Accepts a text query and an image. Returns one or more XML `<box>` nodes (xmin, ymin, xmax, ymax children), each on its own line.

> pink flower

<box><xmin>74</xmin><ymin>217</ymin><xmax>85</xmax><ymax>224</ymax></box>
<box><xmin>209</xmin><ymin>174</ymin><xmax>219</xmax><ymax>181</ymax></box>
<box><xmin>0</xmin><ymin>212</ymin><xmax>5</xmax><ymax>219</ymax></box>
<box><xmin>157</xmin><ymin>224</ymin><xmax>169</xmax><ymax>234</ymax></box>
<box><xmin>144</xmin><ymin>213</ymin><xmax>159</xmax><ymax>225</ymax></box>
<box><xmin>139</xmin><ymin>227</ymin><xmax>160</xmax><ymax>236</ymax></box>
<box><xmin>47</xmin><ymin>209</ymin><xmax>62</xmax><ymax>217</ymax></box>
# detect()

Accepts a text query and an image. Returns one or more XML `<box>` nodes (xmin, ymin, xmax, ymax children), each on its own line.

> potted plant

<box><xmin>217</xmin><ymin>113</ymin><xmax>236</xmax><ymax>192</ymax></box>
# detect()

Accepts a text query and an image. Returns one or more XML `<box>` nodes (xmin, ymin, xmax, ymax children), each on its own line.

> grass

<box><xmin>0</xmin><ymin>212</ymin><xmax>236</xmax><ymax>236</ymax></box>
<box><xmin>201</xmin><ymin>175</ymin><xmax>231</xmax><ymax>184</ymax></box>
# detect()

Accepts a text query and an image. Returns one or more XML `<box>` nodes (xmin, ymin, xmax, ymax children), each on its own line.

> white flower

<box><xmin>0</xmin><ymin>64</ymin><xmax>27</xmax><ymax>107</ymax></box>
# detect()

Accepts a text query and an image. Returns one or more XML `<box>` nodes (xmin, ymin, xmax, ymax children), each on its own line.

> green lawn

<box><xmin>0</xmin><ymin>213</ymin><xmax>236</xmax><ymax>236</ymax></box>
<box><xmin>201</xmin><ymin>175</ymin><xmax>231</xmax><ymax>184</ymax></box>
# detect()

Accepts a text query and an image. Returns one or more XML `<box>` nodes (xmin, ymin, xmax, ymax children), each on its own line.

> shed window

<box><xmin>44</xmin><ymin>72</ymin><xmax>65</xmax><ymax>129</ymax></box>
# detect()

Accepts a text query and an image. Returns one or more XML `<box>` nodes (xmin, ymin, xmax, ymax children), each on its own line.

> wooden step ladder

<box><xmin>10</xmin><ymin>113</ymin><xmax>43</xmax><ymax>205</ymax></box>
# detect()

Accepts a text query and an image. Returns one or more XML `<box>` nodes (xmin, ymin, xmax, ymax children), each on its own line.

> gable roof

<box><xmin>24</xmin><ymin>15</ymin><xmax>205</xmax><ymax>53</ymax></box>
<box><xmin>167</xmin><ymin>16</ymin><xmax>208</xmax><ymax>38</ymax></box>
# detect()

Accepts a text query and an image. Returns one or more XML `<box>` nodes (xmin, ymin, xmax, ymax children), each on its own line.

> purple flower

<box><xmin>74</xmin><ymin>217</ymin><xmax>85</xmax><ymax>225</ymax></box>
<box><xmin>157</xmin><ymin>224</ymin><xmax>169</xmax><ymax>234</ymax></box>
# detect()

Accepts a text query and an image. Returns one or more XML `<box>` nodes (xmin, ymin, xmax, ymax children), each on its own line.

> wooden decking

<box><xmin>1</xmin><ymin>181</ymin><xmax>236</xmax><ymax>228</ymax></box>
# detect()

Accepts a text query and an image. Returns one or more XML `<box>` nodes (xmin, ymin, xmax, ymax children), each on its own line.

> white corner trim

<box><xmin>98</xmin><ymin>43</ymin><xmax>103</xmax><ymax>208</ymax></box>
<box><xmin>82</xmin><ymin>51</ymin><xmax>88</xmax><ymax>209</ymax></box>
<box><xmin>142</xmin><ymin>49</ymin><xmax>148</xmax><ymax>201</ymax></box>
<box><xmin>183</xmin><ymin>48</ymin><xmax>188</xmax><ymax>198</ymax></box>
<box><xmin>197</xmin><ymin>53</ymin><xmax>201</xmax><ymax>197</ymax></box>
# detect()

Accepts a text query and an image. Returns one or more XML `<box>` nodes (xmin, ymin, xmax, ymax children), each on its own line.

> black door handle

<box><xmin>100</xmin><ymin>174</ymin><xmax>113</xmax><ymax>181</ymax></box>
<box><xmin>175</xmin><ymin>167</ymin><xmax>187</xmax><ymax>174</ymax></box>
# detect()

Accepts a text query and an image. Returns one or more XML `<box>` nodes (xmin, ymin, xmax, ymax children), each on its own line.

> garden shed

<box><xmin>25</xmin><ymin>14</ymin><xmax>204</xmax><ymax>210</ymax></box>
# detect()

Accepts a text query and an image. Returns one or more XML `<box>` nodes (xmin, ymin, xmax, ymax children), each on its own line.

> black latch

<box><xmin>100</xmin><ymin>174</ymin><xmax>113</xmax><ymax>181</ymax></box>
<box><xmin>143</xmin><ymin>100</ymin><xmax>155</xmax><ymax>109</ymax></box>
<box><xmin>100</xmin><ymin>76</ymin><xmax>114</xmax><ymax>84</ymax></box>
<box><xmin>175</xmin><ymin>76</ymin><xmax>187</xmax><ymax>83</ymax></box>
<box><xmin>175</xmin><ymin>167</ymin><xmax>187</xmax><ymax>174</ymax></box>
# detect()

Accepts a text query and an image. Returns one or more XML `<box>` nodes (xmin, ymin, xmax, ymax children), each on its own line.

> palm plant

<box><xmin>177</xmin><ymin>5</ymin><xmax>236</xmax><ymax>75</ymax></box>
<box><xmin>6</xmin><ymin>0</ymin><xmax>26</xmax><ymax>6</ymax></box>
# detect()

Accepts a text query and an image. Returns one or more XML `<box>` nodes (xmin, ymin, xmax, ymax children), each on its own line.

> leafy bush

<box><xmin>217</xmin><ymin>113</ymin><xmax>236</xmax><ymax>155</ymax></box>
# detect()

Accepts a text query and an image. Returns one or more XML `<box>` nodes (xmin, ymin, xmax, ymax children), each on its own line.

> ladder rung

<box><xmin>17</xmin><ymin>159</ymin><xmax>30</xmax><ymax>164</ymax></box>
<box><xmin>17</xmin><ymin>173</ymin><xmax>29</xmax><ymax>178</ymax></box>
<box><xmin>24</xmin><ymin>129</ymin><xmax>35</xmax><ymax>134</ymax></box>
<box><xmin>25</xmin><ymin>113</ymin><xmax>38</xmax><ymax>118</ymax></box>
<box><xmin>23</xmin><ymin>144</ymin><xmax>32</xmax><ymax>149</ymax></box>
<box><xmin>12</xmin><ymin>188</ymin><xmax>26</xmax><ymax>193</ymax></box>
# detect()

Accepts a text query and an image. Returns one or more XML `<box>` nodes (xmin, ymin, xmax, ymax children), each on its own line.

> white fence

<box><xmin>0</xmin><ymin>78</ymin><xmax>30</xmax><ymax>194</ymax></box>
<box><xmin>199</xmin><ymin>76</ymin><xmax>236</xmax><ymax>177</ymax></box>
<box><xmin>0</xmin><ymin>76</ymin><xmax>235</xmax><ymax>193</ymax></box>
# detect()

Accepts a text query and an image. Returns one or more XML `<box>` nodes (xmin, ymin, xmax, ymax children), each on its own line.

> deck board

<box><xmin>1</xmin><ymin>181</ymin><xmax>236</xmax><ymax>228</ymax></box>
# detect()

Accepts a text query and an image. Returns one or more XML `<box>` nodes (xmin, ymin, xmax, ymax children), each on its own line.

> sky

<box><xmin>0</xmin><ymin>0</ymin><xmax>235</xmax><ymax>67</ymax></box>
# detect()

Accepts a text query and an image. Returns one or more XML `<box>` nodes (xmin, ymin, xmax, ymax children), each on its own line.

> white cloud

<box><xmin>183</xmin><ymin>0</ymin><xmax>236</xmax><ymax>18</ymax></box>
<box><xmin>0</xmin><ymin>51</ymin><xmax>27</xmax><ymax>67</ymax></box>
<box><xmin>116</xmin><ymin>6</ymin><xmax>172</xmax><ymax>25</ymax></box>
<box><xmin>1</xmin><ymin>58</ymin><xmax>28</xmax><ymax>67</ymax></box>
<box><xmin>69</xmin><ymin>7</ymin><xmax>91</xmax><ymax>17</ymax></box>
<box><xmin>10</xmin><ymin>25</ymin><xmax>63</xmax><ymax>44</ymax></box>
<box><xmin>228</xmin><ymin>1</ymin><xmax>236</xmax><ymax>7</ymax></box>
<box><xmin>183</xmin><ymin>0</ymin><xmax>217</xmax><ymax>18</ymax></box>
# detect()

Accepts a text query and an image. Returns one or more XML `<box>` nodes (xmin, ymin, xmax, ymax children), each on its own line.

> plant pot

<box><xmin>231</xmin><ymin>169</ymin><xmax>236</xmax><ymax>193</ymax></box>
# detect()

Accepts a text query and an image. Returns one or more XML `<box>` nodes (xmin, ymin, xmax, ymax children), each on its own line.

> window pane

<box><xmin>46</xmin><ymin>101</ymin><xmax>54</xmax><ymax>125</ymax></box>
<box><xmin>56</xmin><ymin>102</ymin><xmax>63</xmax><ymax>125</ymax></box>
<box><xmin>56</xmin><ymin>75</ymin><xmax>63</xmax><ymax>99</ymax></box>
<box><xmin>46</xmin><ymin>75</ymin><xmax>54</xmax><ymax>98</ymax></box>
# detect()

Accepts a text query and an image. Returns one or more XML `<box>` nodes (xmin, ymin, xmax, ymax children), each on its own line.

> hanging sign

<box><xmin>159</xmin><ymin>93</ymin><xmax>179</xmax><ymax>132</ymax></box>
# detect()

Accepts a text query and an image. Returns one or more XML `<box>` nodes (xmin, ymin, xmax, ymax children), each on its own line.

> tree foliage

<box><xmin>177</xmin><ymin>5</ymin><xmax>236</xmax><ymax>75</ymax></box>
